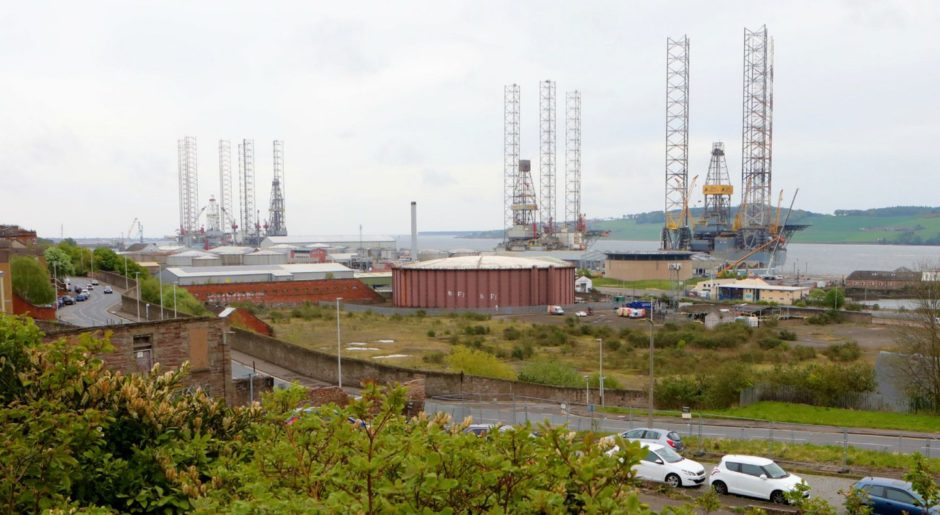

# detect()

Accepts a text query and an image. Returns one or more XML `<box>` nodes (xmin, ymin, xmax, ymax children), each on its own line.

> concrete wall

<box><xmin>230</xmin><ymin>329</ymin><xmax>646</xmax><ymax>407</ymax></box>
<box><xmin>605</xmin><ymin>259</ymin><xmax>694</xmax><ymax>282</ymax></box>
<box><xmin>48</xmin><ymin>317</ymin><xmax>234</xmax><ymax>404</ymax></box>
<box><xmin>92</xmin><ymin>270</ymin><xmax>137</xmax><ymax>292</ymax></box>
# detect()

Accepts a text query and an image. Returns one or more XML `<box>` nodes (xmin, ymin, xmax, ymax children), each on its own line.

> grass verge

<box><xmin>602</xmin><ymin>402</ymin><xmax>940</xmax><ymax>434</ymax></box>
<box><xmin>685</xmin><ymin>436</ymin><xmax>940</xmax><ymax>473</ymax></box>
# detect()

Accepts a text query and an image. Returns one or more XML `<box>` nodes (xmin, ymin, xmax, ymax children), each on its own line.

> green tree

<box><xmin>824</xmin><ymin>288</ymin><xmax>846</xmax><ymax>310</ymax></box>
<box><xmin>840</xmin><ymin>486</ymin><xmax>873</xmax><ymax>515</ymax></box>
<box><xmin>10</xmin><ymin>256</ymin><xmax>55</xmax><ymax>305</ymax></box>
<box><xmin>43</xmin><ymin>246</ymin><xmax>75</xmax><ymax>277</ymax></box>
<box><xmin>445</xmin><ymin>346</ymin><xmax>516</xmax><ymax>380</ymax></box>
<box><xmin>903</xmin><ymin>453</ymin><xmax>940</xmax><ymax>511</ymax></box>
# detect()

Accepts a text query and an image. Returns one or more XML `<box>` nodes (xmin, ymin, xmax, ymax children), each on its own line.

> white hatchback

<box><xmin>709</xmin><ymin>454</ymin><xmax>805</xmax><ymax>504</ymax></box>
<box><xmin>608</xmin><ymin>442</ymin><xmax>706</xmax><ymax>488</ymax></box>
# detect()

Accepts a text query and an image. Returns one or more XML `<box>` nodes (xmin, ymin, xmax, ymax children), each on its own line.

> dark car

<box><xmin>853</xmin><ymin>477</ymin><xmax>939</xmax><ymax>514</ymax></box>
<box><xmin>61</xmin><ymin>296</ymin><xmax>75</xmax><ymax>305</ymax></box>
<box><xmin>75</xmin><ymin>293</ymin><xmax>88</xmax><ymax>302</ymax></box>
<box><xmin>103</xmin><ymin>286</ymin><xmax>113</xmax><ymax>294</ymax></box>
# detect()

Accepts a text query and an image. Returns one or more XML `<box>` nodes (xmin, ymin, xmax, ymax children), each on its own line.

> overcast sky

<box><xmin>2</xmin><ymin>1</ymin><xmax>939</xmax><ymax>239</ymax></box>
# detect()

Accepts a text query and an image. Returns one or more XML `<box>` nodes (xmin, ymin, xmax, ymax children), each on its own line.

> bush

<box><xmin>422</xmin><ymin>351</ymin><xmax>445</xmax><ymax>364</ymax></box>
<box><xmin>463</xmin><ymin>325</ymin><xmax>489</xmax><ymax>336</ymax></box>
<box><xmin>10</xmin><ymin>256</ymin><xmax>55</xmax><ymax>305</ymax></box>
<box><xmin>656</xmin><ymin>376</ymin><xmax>704</xmax><ymax>409</ymax></box>
<box><xmin>765</xmin><ymin>362</ymin><xmax>876</xmax><ymax>406</ymax></box>
<box><xmin>511</xmin><ymin>341</ymin><xmax>534</xmax><ymax>360</ymax></box>
<box><xmin>518</xmin><ymin>361</ymin><xmax>582</xmax><ymax>387</ymax></box>
<box><xmin>778</xmin><ymin>329</ymin><xmax>798</xmax><ymax>341</ymax></box>
<box><xmin>526</xmin><ymin>325</ymin><xmax>568</xmax><ymax>346</ymax></box>
<box><xmin>445</xmin><ymin>346</ymin><xmax>516</xmax><ymax>380</ymax></box>
<box><xmin>822</xmin><ymin>341</ymin><xmax>862</xmax><ymax>362</ymax></box>
<box><xmin>426</xmin><ymin>330</ymin><xmax>436</xmax><ymax>338</ymax></box>
<box><xmin>590</xmin><ymin>372</ymin><xmax>622</xmax><ymax>389</ymax></box>
<box><xmin>503</xmin><ymin>326</ymin><xmax>522</xmax><ymax>340</ymax></box>
<box><xmin>791</xmin><ymin>345</ymin><xmax>817</xmax><ymax>361</ymax></box>
<box><xmin>758</xmin><ymin>337</ymin><xmax>785</xmax><ymax>350</ymax></box>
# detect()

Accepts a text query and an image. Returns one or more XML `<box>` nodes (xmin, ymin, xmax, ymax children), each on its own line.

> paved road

<box><xmin>56</xmin><ymin>280</ymin><xmax>128</xmax><ymax>327</ymax></box>
<box><xmin>425</xmin><ymin>400</ymin><xmax>940</xmax><ymax>457</ymax></box>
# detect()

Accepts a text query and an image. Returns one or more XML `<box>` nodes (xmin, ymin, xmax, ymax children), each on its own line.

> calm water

<box><xmin>397</xmin><ymin>235</ymin><xmax>940</xmax><ymax>278</ymax></box>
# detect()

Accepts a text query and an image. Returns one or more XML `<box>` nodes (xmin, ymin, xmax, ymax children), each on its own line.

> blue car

<box><xmin>853</xmin><ymin>477</ymin><xmax>939</xmax><ymax>514</ymax></box>
<box><xmin>75</xmin><ymin>293</ymin><xmax>88</xmax><ymax>302</ymax></box>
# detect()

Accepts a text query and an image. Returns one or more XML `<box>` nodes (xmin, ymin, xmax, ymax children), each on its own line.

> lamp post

<box><xmin>124</xmin><ymin>255</ymin><xmax>129</xmax><ymax>290</ymax></box>
<box><xmin>647</xmin><ymin>304</ymin><xmax>655</xmax><ymax>427</ymax></box>
<box><xmin>134</xmin><ymin>272</ymin><xmax>141</xmax><ymax>321</ymax></box>
<box><xmin>173</xmin><ymin>283</ymin><xmax>178</xmax><ymax>318</ymax></box>
<box><xmin>158</xmin><ymin>266</ymin><xmax>164</xmax><ymax>320</ymax></box>
<box><xmin>597</xmin><ymin>338</ymin><xmax>605</xmax><ymax>407</ymax></box>
<box><xmin>336</xmin><ymin>297</ymin><xmax>343</xmax><ymax>388</ymax></box>
<box><xmin>584</xmin><ymin>375</ymin><xmax>590</xmax><ymax>405</ymax></box>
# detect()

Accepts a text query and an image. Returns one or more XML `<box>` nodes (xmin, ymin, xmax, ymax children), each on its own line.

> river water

<box><xmin>396</xmin><ymin>235</ymin><xmax>940</xmax><ymax>278</ymax></box>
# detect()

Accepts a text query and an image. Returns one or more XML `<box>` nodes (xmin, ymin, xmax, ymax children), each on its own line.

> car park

<box><xmin>709</xmin><ymin>455</ymin><xmax>805</xmax><ymax>504</ymax></box>
<box><xmin>607</xmin><ymin>442</ymin><xmax>705</xmax><ymax>488</ymax></box>
<box><xmin>615</xmin><ymin>427</ymin><xmax>685</xmax><ymax>452</ymax></box>
<box><xmin>853</xmin><ymin>476</ymin><xmax>939</xmax><ymax>514</ymax></box>
<box><xmin>103</xmin><ymin>286</ymin><xmax>113</xmax><ymax>294</ymax></box>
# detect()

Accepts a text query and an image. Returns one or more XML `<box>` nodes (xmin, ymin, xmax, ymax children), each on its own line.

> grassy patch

<box><xmin>686</xmin><ymin>436</ymin><xmax>940</xmax><ymax>472</ymax></box>
<box><xmin>592</xmin><ymin>277</ymin><xmax>704</xmax><ymax>290</ymax></box>
<box><xmin>703</xmin><ymin>402</ymin><xmax>940</xmax><ymax>433</ymax></box>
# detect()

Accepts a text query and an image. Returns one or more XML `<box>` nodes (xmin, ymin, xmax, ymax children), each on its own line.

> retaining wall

<box><xmin>230</xmin><ymin>329</ymin><xmax>646</xmax><ymax>407</ymax></box>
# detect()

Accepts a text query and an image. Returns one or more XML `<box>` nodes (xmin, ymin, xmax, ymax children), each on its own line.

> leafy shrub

<box><xmin>590</xmin><ymin>372</ymin><xmax>622</xmax><ymax>390</ymax></box>
<box><xmin>426</xmin><ymin>330</ymin><xmax>436</xmax><ymax>338</ymax></box>
<box><xmin>518</xmin><ymin>361</ymin><xmax>581</xmax><ymax>387</ymax></box>
<box><xmin>765</xmin><ymin>362</ymin><xmax>876</xmax><ymax>406</ymax></box>
<box><xmin>422</xmin><ymin>351</ymin><xmax>445</xmax><ymax>364</ymax></box>
<box><xmin>526</xmin><ymin>325</ymin><xmax>568</xmax><ymax>346</ymax></box>
<box><xmin>414</xmin><ymin>309</ymin><xmax>427</xmax><ymax>318</ymax></box>
<box><xmin>463</xmin><ymin>324</ymin><xmax>489</xmax><ymax>336</ymax></box>
<box><xmin>10</xmin><ymin>256</ymin><xmax>55</xmax><ymax>305</ymax></box>
<box><xmin>604</xmin><ymin>339</ymin><xmax>622</xmax><ymax>352</ymax></box>
<box><xmin>460</xmin><ymin>312</ymin><xmax>491</xmax><ymax>321</ymax></box>
<box><xmin>758</xmin><ymin>337</ymin><xmax>785</xmax><ymax>350</ymax></box>
<box><xmin>503</xmin><ymin>326</ymin><xmax>522</xmax><ymax>340</ymax></box>
<box><xmin>822</xmin><ymin>341</ymin><xmax>862</xmax><ymax>362</ymax></box>
<box><xmin>656</xmin><ymin>376</ymin><xmax>704</xmax><ymax>409</ymax></box>
<box><xmin>778</xmin><ymin>329</ymin><xmax>798</xmax><ymax>341</ymax></box>
<box><xmin>445</xmin><ymin>346</ymin><xmax>516</xmax><ymax>380</ymax></box>
<box><xmin>791</xmin><ymin>345</ymin><xmax>817</xmax><ymax>361</ymax></box>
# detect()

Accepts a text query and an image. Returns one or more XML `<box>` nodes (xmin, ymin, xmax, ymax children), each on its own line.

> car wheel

<box><xmin>770</xmin><ymin>490</ymin><xmax>787</xmax><ymax>504</ymax></box>
<box><xmin>712</xmin><ymin>481</ymin><xmax>728</xmax><ymax>495</ymax></box>
<box><xmin>665</xmin><ymin>474</ymin><xmax>681</xmax><ymax>488</ymax></box>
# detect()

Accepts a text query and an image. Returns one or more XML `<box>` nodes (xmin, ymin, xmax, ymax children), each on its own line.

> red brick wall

<box><xmin>48</xmin><ymin>318</ymin><xmax>233</xmax><ymax>404</ymax></box>
<box><xmin>12</xmin><ymin>293</ymin><xmax>56</xmax><ymax>320</ymax></box>
<box><xmin>228</xmin><ymin>308</ymin><xmax>273</xmax><ymax>336</ymax></box>
<box><xmin>184</xmin><ymin>278</ymin><xmax>383</xmax><ymax>307</ymax></box>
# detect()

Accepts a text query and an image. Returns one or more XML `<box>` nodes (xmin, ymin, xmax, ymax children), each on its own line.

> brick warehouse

<box><xmin>48</xmin><ymin>318</ymin><xmax>233</xmax><ymax>404</ymax></box>
<box><xmin>183</xmin><ymin>278</ymin><xmax>383</xmax><ymax>307</ymax></box>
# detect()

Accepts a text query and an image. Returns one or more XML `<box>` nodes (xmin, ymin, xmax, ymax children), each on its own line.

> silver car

<box><xmin>617</xmin><ymin>427</ymin><xmax>685</xmax><ymax>452</ymax></box>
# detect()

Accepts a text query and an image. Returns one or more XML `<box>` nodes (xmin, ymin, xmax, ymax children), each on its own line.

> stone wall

<box><xmin>184</xmin><ymin>278</ymin><xmax>383</xmax><ymax>308</ymax></box>
<box><xmin>232</xmin><ymin>375</ymin><xmax>274</xmax><ymax>406</ymax></box>
<box><xmin>49</xmin><ymin>317</ymin><xmax>234</xmax><ymax>404</ymax></box>
<box><xmin>231</xmin><ymin>329</ymin><xmax>646</xmax><ymax>407</ymax></box>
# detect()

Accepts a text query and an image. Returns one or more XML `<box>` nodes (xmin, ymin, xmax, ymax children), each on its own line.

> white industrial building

<box><xmin>261</xmin><ymin>235</ymin><xmax>397</xmax><ymax>252</ymax></box>
<box><xmin>159</xmin><ymin>263</ymin><xmax>355</xmax><ymax>286</ymax></box>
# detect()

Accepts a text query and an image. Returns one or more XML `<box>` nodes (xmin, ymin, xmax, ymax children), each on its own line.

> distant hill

<box><xmin>591</xmin><ymin>206</ymin><xmax>940</xmax><ymax>245</ymax></box>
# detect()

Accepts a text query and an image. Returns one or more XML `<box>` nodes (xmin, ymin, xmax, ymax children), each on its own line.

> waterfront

<box><xmin>398</xmin><ymin>235</ymin><xmax>940</xmax><ymax>278</ymax></box>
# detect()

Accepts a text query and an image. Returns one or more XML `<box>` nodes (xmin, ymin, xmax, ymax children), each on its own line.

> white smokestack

<box><xmin>410</xmin><ymin>201</ymin><xmax>418</xmax><ymax>261</ymax></box>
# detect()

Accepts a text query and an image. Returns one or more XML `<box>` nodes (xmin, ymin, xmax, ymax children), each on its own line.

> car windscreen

<box><xmin>762</xmin><ymin>462</ymin><xmax>788</xmax><ymax>479</ymax></box>
<box><xmin>655</xmin><ymin>447</ymin><xmax>683</xmax><ymax>464</ymax></box>
<box><xmin>667</xmin><ymin>432</ymin><xmax>681</xmax><ymax>441</ymax></box>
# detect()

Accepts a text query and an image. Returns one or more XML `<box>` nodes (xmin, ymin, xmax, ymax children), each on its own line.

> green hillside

<box><xmin>590</xmin><ymin>206</ymin><xmax>940</xmax><ymax>245</ymax></box>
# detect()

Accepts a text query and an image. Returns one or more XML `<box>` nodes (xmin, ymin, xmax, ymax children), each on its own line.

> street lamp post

<box><xmin>134</xmin><ymin>272</ymin><xmax>141</xmax><ymax>321</ymax></box>
<box><xmin>597</xmin><ymin>338</ymin><xmax>605</xmax><ymax>407</ymax></box>
<box><xmin>124</xmin><ymin>255</ymin><xmax>129</xmax><ymax>290</ymax></box>
<box><xmin>336</xmin><ymin>297</ymin><xmax>343</xmax><ymax>388</ymax></box>
<box><xmin>173</xmin><ymin>283</ymin><xmax>178</xmax><ymax>318</ymax></box>
<box><xmin>158</xmin><ymin>266</ymin><xmax>164</xmax><ymax>320</ymax></box>
<box><xmin>584</xmin><ymin>375</ymin><xmax>590</xmax><ymax>405</ymax></box>
<box><xmin>647</xmin><ymin>305</ymin><xmax>655</xmax><ymax>427</ymax></box>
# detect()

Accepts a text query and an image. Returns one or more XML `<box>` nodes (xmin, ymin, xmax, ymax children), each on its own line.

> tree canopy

<box><xmin>10</xmin><ymin>256</ymin><xmax>55</xmax><ymax>305</ymax></box>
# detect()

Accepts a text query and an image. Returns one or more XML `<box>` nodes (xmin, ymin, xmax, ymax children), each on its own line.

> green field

<box><xmin>592</xmin><ymin>212</ymin><xmax>940</xmax><ymax>245</ymax></box>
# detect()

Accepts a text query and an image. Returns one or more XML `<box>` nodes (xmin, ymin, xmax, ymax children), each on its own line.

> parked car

<box><xmin>103</xmin><ymin>286</ymin><xmax>113</xmax><ymax>294</ymax></box>
<box><xmin>547</xmin><ymin>305</ymin><xmax>565</xmax><ymax>315</ymax></box>
<box><xmin>607</xmin><ymin>442</ymin><xmax>705</xmax><ymax>488</ymax></box>
<box><xmin>91</xmin><ymin>279</ymin><xmax>99</xmax><ymax>285</ymax></box>
<box><xmin>463</xmin><ymin>423</ymin><xmax>514</xmax><ymax>437</ymax></box>
<box><xmin>60</xmin><ymin>296</ymin><xmax>75</xmax><ymax>306</ymax></box>
<box><xmin>75</xmin><ymin>293</ymin><xmax>88</xmax><ymax>302</ymax></box>
<box><xmin>853</xmin><ymin>476</ymin><xmax>939</xmax><ymax>514</ymax></box>
<box><xmin>709</xmin><ymin>455</ymin><xmax>805</xmax><ymax>504</ymax></box>
<box><xmin>87</xmin><ymin>284</ymin><xmax>94</xmax><ymax>290</ymax></box>
<box><xmin>615</xmin><ymin>427</ymin><xmax>685</xmax><ymax>452</ymax></box>
<box><xmin>74</xmin><ymin>285</ymin><xmax>83</xmax><ymax>294</ymax></box>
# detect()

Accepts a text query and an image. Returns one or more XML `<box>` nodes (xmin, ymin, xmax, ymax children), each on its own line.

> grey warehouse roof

<box><xmin>166</xmin><ymin>263</ymin><xmax>353</xmax><ymax>279</ymax></box>
<box><xmin>399</xmin><ymin>255</ymin><xmax>573</xmax><ymax>270</ymax></box>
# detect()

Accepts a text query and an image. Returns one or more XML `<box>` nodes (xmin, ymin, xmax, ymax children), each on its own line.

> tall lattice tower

<box><xmin>699</xmin><ymin>142</ymin><xmax>733</xmax><ymax>232</ymax></box>
<box><xmin>177</xmin><ymin>136</ymin><xmax>199</xmax><ymax>245</ymax></box>
<box><xmin>503</xmin><ymin>84</ymin><xmax>520</xmax><ymax>240</ymax></box>
<box><xmin>238</xmin><ymin>139</ymin><xmax>257</xmax><ymax>244</ymax></box>
<box><xmin>740</xmin><ymin>25</ymin><xmax>774</xmax><ymax>244</ymax></box>
<box><xmin>565</xmin><ymin>90</ymin><xmax>582</xmax><ymax>232</ymax></box>
<box><xmin>218</xmin><ymin>140</ymin><xmax>235</xmax><ymax>236</ymax></box>
<box><xmin>662</xmin><ymin>35</ymin><xmax>691</xmax><ymax>250</ymax></box>
<box><xmin>267</xmin><ymin>140</ymin><xmax>287</xmax><ymax>236</ymax></box>
<box><xmin>539</xmin><ymin>79</ymin><xmax>556</xmax><ymax>234</ymax></box>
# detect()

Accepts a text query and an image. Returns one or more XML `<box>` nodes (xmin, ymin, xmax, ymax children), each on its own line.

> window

<box><xmin>625</xmin><ymin>430</ymin><xmax>644</xmax><ymax>438</ymax></box>
<box><xmin>885</xmin><ymin>488</ymin><xmax>916</xmax><ymax>504</ymax></box>
<box><xmin>861</xmin><ymin>485</ymin><xmax>884</xmax><ymax>498</ymax></box>
<box><xmin>642</xmin><ymin>450</ymin><xmax>660</xmax><ymax>463</ymax></box>
<box><xmin>133</xmin><ymin>334</ymin><xmax>153</xmax><ymax>373</ymax></box>
<box><xmin>644</xmin><ymin>431</ymin><xmax>660</xmax><ymax>439</ymax></box>
<box><xmin>725</xmin><ymin>462</ymin><xmax>742</xmax><ymax>473</ymax></box>
<box><xmin>740</xmin><ymin>464</ymin><xmax>763</xmax><ymax>477</ymax></box>
<box><xmin>667</xmin><ymin>432</ymin><xmax>681</xmax><ymax>441</ymax></box>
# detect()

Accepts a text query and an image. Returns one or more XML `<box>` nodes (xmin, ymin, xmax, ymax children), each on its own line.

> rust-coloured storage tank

<box><xmin>393</xmin><ymin>255</ymin><xmax>575</xmax><ymax>308</ymax></box>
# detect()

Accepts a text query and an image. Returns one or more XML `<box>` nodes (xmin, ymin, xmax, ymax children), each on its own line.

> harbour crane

<box><xmin>125</xmin><ymin>218</ymin><xmax>143</xmax><ymax>248</ymax></box>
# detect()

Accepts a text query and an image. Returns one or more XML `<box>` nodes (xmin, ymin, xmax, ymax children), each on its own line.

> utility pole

<box><xmin>158</xmin><ymin>266</ymin><xmax>164</xmax><ymax>320</ymax></box>
<box><xmin>336</xmin><ymin>297</ymin><xmax>343</xmax><ymax>388</ymax></box>
<box><xmin>134</xmin><ymin>272</ymin><xmax>141</xmax><ymax>321</ymax></box>
<box><xmin>647</xmin><ymin>304</ymin><xmax>655</xmax><ymax>427</ymax></box>
<box><xmin>597</xmin><ymin>338</ymin><xmax>605</xmax><ymax>406</ymax></box>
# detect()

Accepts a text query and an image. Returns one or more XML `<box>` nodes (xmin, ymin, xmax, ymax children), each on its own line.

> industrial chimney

<box><xmin>410</xmin><ymin>201</ymin><xmax>418</xmax><ymax>262</ymax></box>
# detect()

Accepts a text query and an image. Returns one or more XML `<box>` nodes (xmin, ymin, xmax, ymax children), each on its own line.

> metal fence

<box><xmin>739</xmin><ymin>384</ymin><xmax>911</xmax><ymax>413</ymax></box>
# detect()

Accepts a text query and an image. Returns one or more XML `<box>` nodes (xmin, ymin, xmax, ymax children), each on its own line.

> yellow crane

<box><xmin>770</xmin><ymin>190</ymin><xmax>785</xmax><ymax>236</ymax></box>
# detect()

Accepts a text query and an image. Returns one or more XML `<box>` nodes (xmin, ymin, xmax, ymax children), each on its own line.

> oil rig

<box><xmin>502</xmin><ymin>82</ymin><xmax>607</xmax><ymax>250</ymax></box>
<box><xmin>660</xmin><ymin>27</ymin><xmax>806</xmax><ymax>271</ymax></box>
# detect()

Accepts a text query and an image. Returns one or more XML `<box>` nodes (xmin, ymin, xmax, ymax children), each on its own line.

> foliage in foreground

<box><xmin>1</xmin><ymin>314</ymin><xmax>652</xmax><ymax>513</ymax></box>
